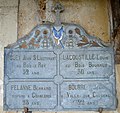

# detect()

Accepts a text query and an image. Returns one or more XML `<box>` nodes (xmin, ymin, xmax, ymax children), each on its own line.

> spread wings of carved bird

<box><xmin>52</xmin><ymin>26</ymin><xmax>64</xmax><ymax>48</ymax></box>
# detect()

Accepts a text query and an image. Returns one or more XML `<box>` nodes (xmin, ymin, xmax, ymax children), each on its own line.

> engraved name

<box><xmin>9</xmin><ymin>54</ymin><xmax>56</xmax><ymax>61</ymax></box>
<box><xmin>62</xmin><ymin>54</ymin><xmax>109</xmax><ymax>61</ymax></box>
<box><xmin>11</xmin><ymin>85</ymin><xmax>51</xmax><ymax>91</ymax></box>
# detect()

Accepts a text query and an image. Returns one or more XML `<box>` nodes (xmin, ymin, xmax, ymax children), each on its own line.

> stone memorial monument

<box><xmin>4</xmin><ymin>2</ymin><xmax>117</xmax><ymax>112</ymax></box>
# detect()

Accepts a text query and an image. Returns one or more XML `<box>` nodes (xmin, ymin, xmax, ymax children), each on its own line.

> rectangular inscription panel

<box><xmin>4</xmin><ymin>81</ymin><xmax>57</xmax><ymax>110</ymax></box>
<box><xmin>4</xmin><ymin>49</ymin><xmax>57</xmax><ymax>79</ymax></box>
<box><xmin>60</xmin><ymin>80</ymin><xmax>116</xmax><ymax>110</ymax></box>
<box><xmin>60</xmin><ymin>49</ymin><xmax>113</xmax><ymax>79</ymax></box>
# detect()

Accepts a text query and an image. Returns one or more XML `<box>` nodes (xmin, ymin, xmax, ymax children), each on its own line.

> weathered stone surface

<box><xmin>0</xmin><ymin>0</ymin><xmax>120</xmax><ymax>113</ymax></box>
<box><xmin>4</xmin><ymin>9</ymin><xmax>117</xmax><ymax>110</ymax></box>
<box><xmin>0</xmin><ymin>1</ymin><xmax>18</xmax><ymax>86</ymax></box>
<box><xmin>0</xmin><ymin>0</ymin><xmax>18</xmax><ymax>7</ymax></box>
<box><xmin>0</xmin><ymin>0</ymin><xmax>18</xmax><ymax>111</ymax></box>
<box><xmin>47</xmin><ymin>0</ymin><xmax>111</xmax><ymax>43</ymax></box>
<box><xmin>116</xmin><ymin>65</ymin><xmax>120</xmax><ymax>113</ymax></box>
<box><xmin>18</xmin><ymin>0</ymin><xmax>111</xmax><ymax>43</ymax></box>
<box><xmin>18</xmin><ymin>0</ymin><xmax>41</xmax><ymax>38</ymax></box>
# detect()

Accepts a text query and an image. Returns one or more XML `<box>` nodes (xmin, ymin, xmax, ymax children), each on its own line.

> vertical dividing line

<box><xmin>56</xmin><ymin>53</ymin><xmax>60</xmax><ymax>108</ymax></box>
<box><xmin>57</xmin><ymin>53</ymin><xmax>60</xmax><ymax>76</ymax></box>
<box><xmin>57</xmin><ymin>53</ymin><xmax>60</xmax><ymax>107</ymax></box>
<box><xmin>17</xmin><ymin>0</ymin><xmax>20</xmax><ymax>39</ymax></box>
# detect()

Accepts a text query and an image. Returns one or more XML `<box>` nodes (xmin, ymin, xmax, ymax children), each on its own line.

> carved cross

<box><xmin>52</xmin><ymin>2</ymin><xmax>64</xmax><ymax>25</ymax></box>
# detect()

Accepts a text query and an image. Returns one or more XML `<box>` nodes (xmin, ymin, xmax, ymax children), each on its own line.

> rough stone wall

<box><xmin>115</xmin><ymin>25</ymin><xmax>120</xmax><ymax>63</ymax></box>
<box><xmin>0</xmin><ymin>0</ymin><xmax>120</xmax><ymax>113</ymax></box>
<box><xmin>18</xmin><ymin>0</ymin><xmax>112</xmax><ymax>43</ymax></box>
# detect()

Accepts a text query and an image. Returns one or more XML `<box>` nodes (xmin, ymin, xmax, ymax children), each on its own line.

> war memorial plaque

<box><xmin>4</xmin><ymin>2</ymin><xmax>117</xmax><ymax>112</ymax></box>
